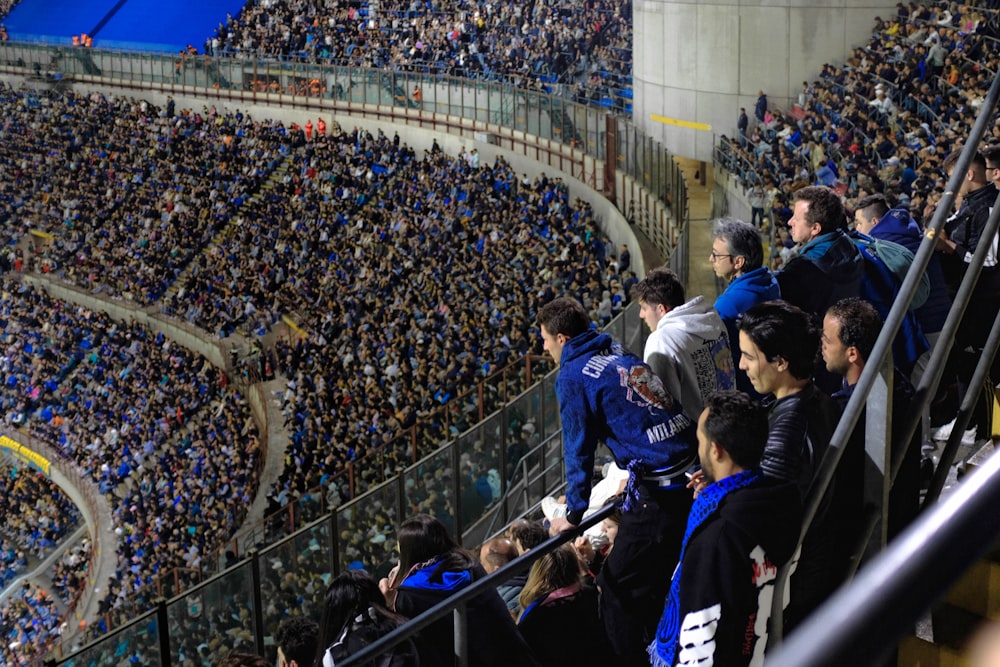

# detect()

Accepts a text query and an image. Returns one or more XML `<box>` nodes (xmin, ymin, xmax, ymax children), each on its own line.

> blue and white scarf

<box><xmin>649</xmin><ymin>469</ymin><xmax>762</xmax><ymax>667</ymax></box>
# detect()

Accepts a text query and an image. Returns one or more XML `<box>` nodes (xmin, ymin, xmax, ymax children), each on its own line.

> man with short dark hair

<box><xmin>736</xmin><ymin>300</ymin><xmax>843</xmax><ymax>629</ymax></box>
<box><xmin>711</xmin><ymin>218</ymin><xmax>780</xmax><ymax>395</ymax></box>
<box><xmin>938</xmin><ymin>148</ymin><xmax>1000</xmax><ymax>442</ymax></box>
<box><xmin>275</xmin><ymin>616</ymin><xmax>319</xmax><ymax>667</ymax></box>
<box><xmin>480</xmin><ymin>537</ymin><xmax>523</xmax><ymax>614</ymax></box>
<box><xmin>822</xmin><ymin>298</ymin><xmax>922</xmax><ymax>539</ymax></box>
<box><xmin>632</xmin><ymin>267</ymin><xmax>735</xmax><ymax>419</ymax></box>
<box><xmin>776</xmin><ymin>185</ymin><xmax>863</xmax><ymax>321</ymax></box>
<box><xmin>538</xmin><ymin>296</ymin><xmax>695</xmax><ymax>664</ymax></box>
<box><xmin>852</xmin><ymin>193</ymin><xmax>949</xmax><ymax>362</ymax></box>
<box><xmin>505</xmin><ymin>519</ymin><xmax>548</xmax><ymax>554</ymax></box>
<box><xmin>938</xmin><ymin>149</ymin><xmax>999</xmax><ymax>298</ymax></box>
<box><xmin>650</xmin><ymin>391</ymin><xmax>801</xmax><ymax>667</ymax></box>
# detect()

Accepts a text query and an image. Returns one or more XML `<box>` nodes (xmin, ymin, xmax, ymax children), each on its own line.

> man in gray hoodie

<box><xmin>633</xmin><ymin>268</ymin><xmax>736</xmax><ymax>419</ymax></box>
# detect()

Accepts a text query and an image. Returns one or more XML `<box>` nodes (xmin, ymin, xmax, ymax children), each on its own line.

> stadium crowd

<box><xmin>0</xmin><ymin>582</ymin><xmax>62</xmax><ymax>667</ymax></box>
<box><xmin>10</xmin><ymin>0</ymin><xmax>1000</xmax><ymax>664</ymax></box>
<box><xmin>0</xmin><ymin>83</ymin><xmax>632</xmax><ymax>658</ymax></box>
<box><xmin>0</xmin><ymin>278</ymin><xmax>262</xmax><ymax>640</ymax></box>
<box><xmin>719</xmin><ymin>2</ymin><xmax>1000</xmax><ymax>233</ymax></box>
<box><xmin>0</xmin><ymin>460</ymin><xmax>81</xmax><ymax>586</ymax></box>
<box><xmin>215</xmin><ymin>128</ymin><xmax>637</xmax><ymax>530</ymax></box>
<box><xmin>0</xmin><ymin>85</ymin><xmax>292</xmax><ymax>304</ymax></box>
<box><xmin>207</xmin><ymin>0</ymin><xmax>631</xmax><ymax>106</ymax></box>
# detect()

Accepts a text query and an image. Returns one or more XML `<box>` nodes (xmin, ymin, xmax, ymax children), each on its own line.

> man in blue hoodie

<box><xmin>853</xmin><ymin>193</ymin><xmax>949</xmax><ymax>360</ymax></box>
<box><xmin>711</xmin><ymin>218</ymin><xmax>780</xmax><ymax>396</ymax></box>
<box><xmin>540</xmin><ymin>296</ymin><xmax>696</xmax><ymax>665</ymax></box>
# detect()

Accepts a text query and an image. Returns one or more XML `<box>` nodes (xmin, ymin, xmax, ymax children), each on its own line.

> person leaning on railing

<box><xmin>378</xmin><ymin>514</ymin><xmax>539</xmax><ymax>666</ymax></box>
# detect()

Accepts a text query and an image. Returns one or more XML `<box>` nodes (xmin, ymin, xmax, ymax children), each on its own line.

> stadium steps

<box><xmin>897</xmin><ymin>442</ymin><xmax>999</xmax><ymax>666</ymax></box>
<box><xmin>160</xmin><ymin>155</ymin><xmax>294</xmax><ymax>304</ymax></box>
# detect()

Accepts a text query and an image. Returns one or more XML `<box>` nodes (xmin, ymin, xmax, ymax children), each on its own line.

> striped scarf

<box><xmin>648</xmin><ymin>468</ymin><xmax>762</xmax><ymax>667</ymax></box>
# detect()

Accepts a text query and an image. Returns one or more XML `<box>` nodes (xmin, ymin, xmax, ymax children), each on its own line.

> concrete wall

<box><xmin>634</xmin><ymin>0</ymin><xmax>900</xmax><ymax>161</ymax></box>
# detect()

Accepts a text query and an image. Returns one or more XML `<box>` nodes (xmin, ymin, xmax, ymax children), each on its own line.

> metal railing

<box><xmin>765</xmin><ymin>63</ymin><xmax>1000</xmax><ymax>658</ymax></box>
<box><xmin>52</xmin><ymin>300</ymin><xmax>648</xmax><ymax>665</ymax></box>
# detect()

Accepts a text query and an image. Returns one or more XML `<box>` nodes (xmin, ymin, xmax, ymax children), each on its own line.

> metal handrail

<box><xmin>767</xmin><ymin>63</ymin><xmax>1000</xmax><ymax>647</ymax></box>
<box><xmin>339</xmin><ymin>504</ymin><xmax>616</xmax><ymax>667</ymax></box>
<box><xmin>768</xmin><ymin>445</ymin><xmax>1000</xmax><ymax>666</ymax></box>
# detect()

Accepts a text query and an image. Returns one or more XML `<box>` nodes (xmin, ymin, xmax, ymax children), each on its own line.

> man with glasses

<box><xmin>710</xmin><ymin>218</ymin><xmax>780</xmax><ymax>396</ymax></box>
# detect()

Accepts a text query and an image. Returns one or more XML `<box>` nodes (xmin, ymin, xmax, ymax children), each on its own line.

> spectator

<box><xmin>821</xmin><ymin>298</ymin><xmax>921</xmax><ymax>539</ymax></box>
<box><xmin>748</xmin><ymin>181</ymin><xmax>767</xmax><ymax>228</ymax></box>
<box><xmin>755</xmin><ymin>90</ymin><xmax>768</xmax><ymax>126</ymax></box>
<box><xmin>737</xmin><ymin>301</ymin><xmax>844</xmax><ymax>631</ymax></box>
<box><xmin>516</xmin><ymin>543</ymin><xmax>613</xmax><ymax>666</ymax></box>
<box><xmin>505</xmin><ymin>520</ymin><xmax>549</xmax><ymax>555</ymax></box>
<box><xmin>653</xmin><ymin>391</ymin><xmax>800</xmax><ymax>667</ymax></box>
<box><xmin>215</xmin><ymin>653</ymin><xmax>271</xmax><ymax>667</ymax></box>
<box><xmin>710</xmin><ymin>218</ymin><xmax>780</xmax><ymax>397</ymax></box>
<box><xmin>938</xmin><ymin>149</ymin><xmax>1000</xmax><ymax>348</ymax></box>
<box><xmin>540</xmin><ymin>297</ymin><xmax>695</xmax><ymax>663</ymax></box>
<box><xmin>380</xmin><ymin>514</ymin><xmax>538</xmax><ymax>666</ymax></box>
<box><xmin>275</xmin><ymin>616</ymin><xmax>319</xmax><ymax>667</ymax></box>
<box><xmin>632</xmin><ymin>267</ymin><xmax>735</xmax><ymax>420</ymax></box>
<box><xmin>316</xmin><ymin>570</ymin><xmax>418</xmax><ymax>667</ymax></box>
<box><xmin>479</xmin><ymin>537</ymin><xmax>522</xmax><ymax>615</ymax></box>
<box><xmin>777</xmin><ymin>186</ymin><xmax>863</xmax><ymax>322</ymax></box>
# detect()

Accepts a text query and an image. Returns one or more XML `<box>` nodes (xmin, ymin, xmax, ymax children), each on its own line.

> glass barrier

<box><xmin>455</xmin><ymin>415</ymin><xmax>502</xmax><ymax>535</ymax></box>
<box><xmin>59</xmin><ymin>610</ymin><xmax>160</xmax><ymax>667</ymax></box>
<box><xmin>258</xmin><ymin>521</ymin><xmax>333</xmax><ymax>637</ymax></box>
<box><xmin>56</xmin><ymin>303</ymin><xmax>644</xmax><ymax>663</ymax></box>
<box><xmin>503</xmin><ymin>390</ymin><xmax>545</xmax><ymax>489</ymax></box>
<box><xmin>167</xmin><ymin>560</ymin><xmax>256</xmax><ymax>666</ymax></box>
<box><xmin>335</xmin><ymin>479</ymin><xmax>401</xmax><ymax>575</ymax></box>
<box><xmin>402</xmin><ymin>446</ymin><xmax>458</xmax><ymax>537</ymax></box>
<box><xmin>539</xmin><ymin>373</ymin><xmax>561</xmax><ymax>442</ymax></box>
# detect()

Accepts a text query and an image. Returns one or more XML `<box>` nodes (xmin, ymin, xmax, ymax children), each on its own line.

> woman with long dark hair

<box><xmin>315</xmin><ymin>570</ymin><xmax>418</xmax><ymax>667</ymax></box>
<box><xmin>380</xmin><ymin>514</ymin><xmax>539</xmax><ymax>666</ymax></box>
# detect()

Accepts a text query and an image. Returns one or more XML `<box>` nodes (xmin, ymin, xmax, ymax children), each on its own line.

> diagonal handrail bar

<box><xmin>338</xmin><ymin>504</ymin><xmax>616</xmax><ymax>667</ymax></box>
<box><xmin>766</xmin><ymin>446</ymin><xmax>1000</xmax><ymax>667</ymax></box>
<box><xmin>767</xmin><ymin>64</ymin><xmax>1000</xmax><ymax>644</ymax></box>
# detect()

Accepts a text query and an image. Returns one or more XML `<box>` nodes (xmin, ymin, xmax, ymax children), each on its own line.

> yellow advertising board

<box><xmin>0</xmin><ymin>435</ymin><xmax>51</xmax><ymax>476</ymax></box>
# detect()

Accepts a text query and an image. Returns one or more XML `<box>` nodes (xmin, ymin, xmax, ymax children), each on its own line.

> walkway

<box><xmin>676</xmin><ymin>157</ymin><xmax>722</xmax><ymax>301</ymax></box>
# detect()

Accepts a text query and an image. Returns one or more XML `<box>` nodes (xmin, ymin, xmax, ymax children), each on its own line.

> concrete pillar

<box><xmin>633</xmin><ymin>0</ymin><xmax>900</xmax><ymax>161</ymax></box>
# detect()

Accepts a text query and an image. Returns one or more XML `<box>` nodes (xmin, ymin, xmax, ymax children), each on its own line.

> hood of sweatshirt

<box><xmin>658</xmin><ymin>295</ymin><xmax>727</xmax><ymax>342</ymax></box>
<box><xmin>799</xmin><ymin>229</ymin><xmax>864</xmax><ymax>285</ymax></box>
<box><xmin>717</xmin><ymin>475</ymin><xmax>802</xmax><ymax>565</ymax></box>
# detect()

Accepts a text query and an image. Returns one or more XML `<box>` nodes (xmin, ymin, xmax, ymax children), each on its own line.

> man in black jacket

<box><xmin>776</xmin><ymin>186</ymin><xmax>863</xmax><ymax>393</ymax></box>
<box><xmin>651</xmin><ymin>391</ymin><xmax>801</xmax><ymax>667</ymax></box>
<box><xmin>737</xmin><ymin>300</ymin><xmax>844</xmax><ymax>630</ymax></box>
<box><xmin>776</xmin><ymin>185</ymin><xmax>863</xmax><ymax>323</ymax></box>
<box><xmin>938</xmin><ymin>149</ymin><xmax>1000</xmax><ymax>350</ymax></box>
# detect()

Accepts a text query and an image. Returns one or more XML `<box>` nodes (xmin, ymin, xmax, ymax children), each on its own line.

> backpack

<box><xmin>852</xmin><ymin>230</ymin><xmax>930</xmax><ymax>309</ymax></box>
<box><xmin>850</xmin><ymin>231</ymin><xmax>929</xmax><ymax>373</ymax></box>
